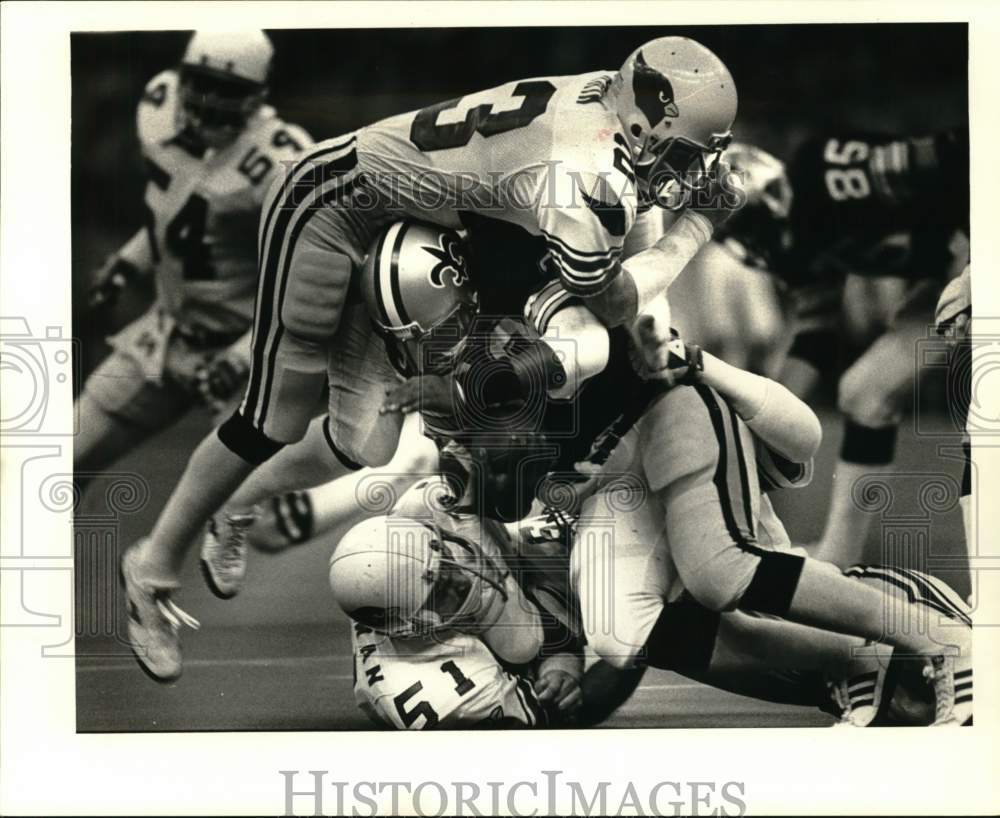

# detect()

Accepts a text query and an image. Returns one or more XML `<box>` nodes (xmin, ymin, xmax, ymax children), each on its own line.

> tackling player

<box><xmin>121</xmin><ymin>36</ymin><xmax>741</xmax><ymax>681</ymax></box>
<box><xmin>77</xmin><ymin>31</ymin><xmax>311</xmax><ymax>490</ymax></box>
<box><xmin>716</xmin><ymin>134</ymin><xmax>969</xmax><ymax>567</ymax></box>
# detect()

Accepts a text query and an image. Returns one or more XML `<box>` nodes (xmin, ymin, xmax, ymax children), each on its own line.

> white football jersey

<box><xmin>356</xmin><ymin>71</ymin><xmax>638</xmax><ymax>295</ymax></box>
<box><xmin>137</xmin><ymin>69</ymin><xmax>311</xmax><ymax>333</ymax></box>
<box><xmin>351</xmin><ymin>623</ymin><xmax>546</xmax><ymax>729</ymax></box>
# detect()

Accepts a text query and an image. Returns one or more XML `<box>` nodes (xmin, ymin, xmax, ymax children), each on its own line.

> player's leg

<box><xmin>200</xmin><ymin>297</ymin><xmax>405</xmax><ymax>597</ymax></box>
<box><xmin>641</xmin><ymin>384</ymin><xmax>971</xmax><ymax>723</ymax></box>
<box><xmin>246</xmin><ymin>411</ymin><xmax>439</xmax><ymax>551</ymax></box>
<box><xmin>570</xmin><ymin>439</ymin><xmax>673</xmax><ymax>671</ymax></box>
<box><xmin>122</xmin><ymin>139</ymin><xmax>363</xmax><ymax>679</ymax></box>
<box><xmin>814</xmin><ymin>278</ymin><xmax>929</xmax><ymax>566</ymax></box>
<box><xmin>74</xmin><ymin>318</ymin><xmax>194</xmax><ymax>493</ymax></box>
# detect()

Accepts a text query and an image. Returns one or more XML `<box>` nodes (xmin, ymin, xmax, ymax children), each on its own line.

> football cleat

<box><xmin>828</xmin><ymin>666</ymin><xmax>886</xmax><ymax>727</ymax></box>
<box><xmin>120</xmin><ymin>541</ymin><xmax>199</xmax><ymax>683</ymax></box>
<box><xmin>200</xmin><ymin>509</ymin><xmax>258</xmax><ymax>599</ymax></box>
<box><xmin>925</xmin><ymin>653</ymin><xmax>973</xmax><ymax>726</ymax></box>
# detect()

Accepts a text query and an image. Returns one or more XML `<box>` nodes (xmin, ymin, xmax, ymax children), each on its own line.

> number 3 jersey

<box><xmin>353</xmin><ymin>71</ymin><xmax>638</xmax><ymax>297</ymax></box>
<box><xmin>351</xmin><ymin>624</ymin><xmax>547</xmax><ymax>729</ymax></box>
<box><xmin>137</xmin><ymin>70</ymin><xmax>312</xmax><ymax>334</ymax></box>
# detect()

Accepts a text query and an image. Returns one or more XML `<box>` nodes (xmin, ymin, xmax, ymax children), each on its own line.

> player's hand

<box><xmin>381</xmin><ymin>374</ymin><xmax>454</xmax><ymax>415</ymax></box>
<box><xmin>87</xmin><ymin>256</ymin><xmax>140</xmax><ymax>311</ymax></box>
<box><xmin>631</xmin><ymin>315</ymin><xmax>703</xmax><ymax>386</ymax></box>
<box><xmin>196</xmin><ymin>351</ymin><xmax>249</xmax><ymax>411</ymax></box>
<box><xmin>691</xmin><ymin>159</ymin><xmax>737</xmax><ymax>231</ymax></box>
<box><xmin>535</xmin><ymin>670</ymin><xmax>583</xmax><ymax>713</ymax></box>
<box><xmin>940</xmin><ymin>311</ymin><xmax>971</xmax><ymax>348</ymax></box>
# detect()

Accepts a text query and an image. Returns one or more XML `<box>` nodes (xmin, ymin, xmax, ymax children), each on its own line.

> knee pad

<box><xmin>281</xmin><ymin>247</ymin><xmax>351</xmax><ymax>342</ymax></box>
<box><xmin>839</xmin><ymin>419</ymin><xmax>898</xmax><ymax>466</ymax></box>
<box><xmin>738</xmin><ymin>550</ymin><xmax>805</xmax><ymax>617</ymax></box>
<box><xmin>218</xmin><ymin>409</ymin><xmax>285</xmax><ymax>465</ymax></box>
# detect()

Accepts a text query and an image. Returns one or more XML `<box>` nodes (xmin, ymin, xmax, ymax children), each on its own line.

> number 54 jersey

<box><xmin>138</xmin><ymin>69</ymin><xmax>311</xmax><ymax>334</ymax></box>
<box><xmin>351</xmin><ymin>623</ymin><xmax>547</xmax><ymax>729</ymax></box>
<box><xmin>352</xmin><ymin>71</ymin><xmax>638</xmax><ymax>297</ymax></box>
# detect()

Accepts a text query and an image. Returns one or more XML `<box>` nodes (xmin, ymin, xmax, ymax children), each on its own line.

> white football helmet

<box><xmin>177</xmin><ymin>30</ymin><xmax>273</xmax><ymax>147</ymax></box>
<box><xmin>329</xmin><ymin>514</ymin><xmax>508</xmax><ymax>638</ymax></box>
<box><xmin>715</xmin><ymin>142</ymin><xmax>794</xmax><ymax>271</ymax></box>
<box><xmin>614</xmin><ymin>36</ymin><xmax>737</xmax><ymax>205</ymax></box>
<box><xmin>361</xmin><ymin>221</ymin><xmax>477</xmax><ymax>376</ymax></box>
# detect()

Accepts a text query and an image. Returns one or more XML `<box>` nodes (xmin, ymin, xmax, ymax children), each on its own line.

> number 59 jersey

<box><xmin>137</xmin><ymin>70</ymin><xmax>312</xmax><ymax>334</ymax></box>
<box><xmin>351</xmin><ymin>623</ymin><xmax>547</xmax><ymax>729</ymax></box>
<box><xmin>356</xmin><ymin>72</ymin><xmax>638</xmax><ymax>296</ymax></box>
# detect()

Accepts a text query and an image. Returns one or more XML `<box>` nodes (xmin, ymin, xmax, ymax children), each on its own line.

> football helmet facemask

<box><xmin>615</xmin><ymin>37</ymin><xmax>737</xmax><ymax>207</ymax></box>
<box><xmin>361</xmin><ymin>221</ymin><xmax>478</xmax><ymax>378</ymax></box>
<box><xmin>714</xmin><ymin>142</ymin><xmax>794</xmax><ymax>272</ymax></box>
<box><xmin>177</xmin><ymin>30</ymin><xmax>273</xmax><ymax>148</ymax></box>
<box><xmin>329</xmin><ymin>514</ymin><xmax>509</xmax><ymax>639</ymax></box>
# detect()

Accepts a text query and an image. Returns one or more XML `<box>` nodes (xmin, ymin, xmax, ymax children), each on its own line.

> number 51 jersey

<box><xmin>355</xmin><ymin>72</ymin><xmax>638</xmax><ymax>296</ymax></box>
<box><xmin>138</xmin><ymin>69</ymin><xmax>311</xmax><ymax>334</ymax></box>
<box><xmin>351</xmin><ymin>623</ymin><xmax>547</xmax><ymax>729</ymax></box>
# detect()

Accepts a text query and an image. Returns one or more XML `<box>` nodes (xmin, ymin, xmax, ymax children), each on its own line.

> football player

<box><xmin>935</xmin><ymin>263</ymin><xmax>973</xmax><ymax>599</ymax></box>
<box><xmin>716</xmin><ymin>134</ymin><xmax>969</xmax><ymax>567</ymax></box>
<box><xmin>378</xmin><ymin>267</ymin><xmax>973</xmax><ymax>725</ymax></box>
<box><xmin>330</xmin><ymin>499</ymin><xmax>584</xmax><ymax>729</ymax></box>
<box><xmin>121</xmin><ymin>36</ymin><xmax>741</xmax><ymax>681</ymax></box>
<box><xmin>77</xmin><ymin>31</ymin><xmax>311</xmax><ymax>490</ymax></box>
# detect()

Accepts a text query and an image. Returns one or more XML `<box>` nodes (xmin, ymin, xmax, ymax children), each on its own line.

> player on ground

<box><xmin>77</xmin><ymin>31</ymin><xmax>311</xmax><ymax>492</ymax></box>
<box><xmin>569</xmin><ymin>302</ymin><xmax>972</xmax><ymax>725</ymax></box>
<box><xmin>121</xmin><ymin>36</ymin><xmax>741</xmax><ymax>681</ymax></box>
<box><xmin>716</xmin><ymin>134</ymin><xmax>969</xmax><ymax>566</ymax></box>
<box><xmin>331</xmin><ymin>498</ymin><xmax>583</xmax><ymax>729</ymax></box>
<box><xmin>358</xmin><ymin>221</ymin><xmax>973</xmax><ymax>725</ymax></box>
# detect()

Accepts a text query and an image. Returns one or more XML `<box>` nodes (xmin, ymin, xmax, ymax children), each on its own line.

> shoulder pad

<box><xmin>136</xmin><ymin>69</ymin><xmax>180</xmax><ymax>147</ymax></box>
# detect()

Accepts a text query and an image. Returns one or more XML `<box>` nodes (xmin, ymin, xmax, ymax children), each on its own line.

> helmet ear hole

<box><xmin>630</xmin><ymin>123</ymin><xmax>643</xmax><ymax>137</ymax></box>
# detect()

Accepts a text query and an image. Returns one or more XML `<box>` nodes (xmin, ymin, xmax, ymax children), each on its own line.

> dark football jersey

<box><xmin>763</xmin><ymin>129</ymin><xmax>969</xmax><ymax>289</ymax></box>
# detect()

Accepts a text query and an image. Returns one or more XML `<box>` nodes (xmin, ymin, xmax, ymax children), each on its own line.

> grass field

<box><xmin>74</xmin><ymin>403</ymin><xmax>968</xmax><ymax>732</ymax></box>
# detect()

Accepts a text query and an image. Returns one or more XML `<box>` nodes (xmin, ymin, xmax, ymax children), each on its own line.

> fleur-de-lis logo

<box><xmin>424</xmin><ymin>232</ymin><xmax>469</xmax><ymax>289</ymax></box>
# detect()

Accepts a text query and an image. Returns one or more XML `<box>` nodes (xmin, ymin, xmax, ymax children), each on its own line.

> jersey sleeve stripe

<box><xmin>542</xmin><ymin>229</ymin><xmax>623</xmax><ymax>260</ymax></box>
<box><xmin>546</xmin><ymin>243</ymin><xmax>621</xmax><ymax>276</ymax></box>
<box><xmin>692</xmin><ymin>385</ymin><xmax>762</xmax><ymax>553</ymax></box>
<box><xmin>241</xmin><ymin>141</ymin><xmax>359</xmax><ymax>429</ymax></box>
<box><xmin>257</xmin><ymin>135</ymin><xmax>356</xmax><ymax>260</ymax></box>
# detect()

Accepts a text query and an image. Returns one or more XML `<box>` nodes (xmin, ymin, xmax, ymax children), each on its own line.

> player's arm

<box><xmin>86</xmin><ymin>226</ymin><xmax>156</xmax><ymax>310</ymax></box>
<box><xmin>196</xmin><ymin>328</ymin><xmax>252</xmax><ymax>412</ymax></box>
<box><xmin>583</xmin><ymin>165</ymin><xmax>737</xmax><ymax>327</ymax></box>
<box><xmin>640</xmin><ymin>317</ymin><xmax>822</xmax><ymax>464</ymax></box>
<box><xmin>701</xmin><ymin>350</ymin><xmax>823</xmax><ymax>463</ymax></box>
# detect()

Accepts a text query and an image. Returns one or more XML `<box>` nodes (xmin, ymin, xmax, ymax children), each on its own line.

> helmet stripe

<box><xmin>388</xmin><ymin>221</ymin><xmax>413</xmax><ymax>327</ymax></box>
<box><xmin>376</xmin><ymin>221</ymin><xmax>405</xmax><ymax>328</ymax></box>
<box><xmin>369</xmin><ymin>227</ymin><xmax>394</xmax><ymax>328</ymax></box>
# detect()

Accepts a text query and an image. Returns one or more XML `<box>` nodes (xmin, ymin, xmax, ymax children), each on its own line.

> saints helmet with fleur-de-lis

<box><xmin>361</xmin><ymin>220</ymin><xmax>478</xmax><ymax>376</ymax></box>
<box><xmin>614</xmin><ymin>36</ymin><xmax>737</xmax><ymax>204</ymax></box>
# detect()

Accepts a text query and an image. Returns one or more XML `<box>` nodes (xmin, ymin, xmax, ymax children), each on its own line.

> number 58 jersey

<box><xmin>351</xmin><ymin>623</ymin><xmax>547</xmax><ymax>729</ymax></box>
<box><xmin>137</xmin><ymin>70</ymin><xmax>311</xmax><ymax>334</ymax></box>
